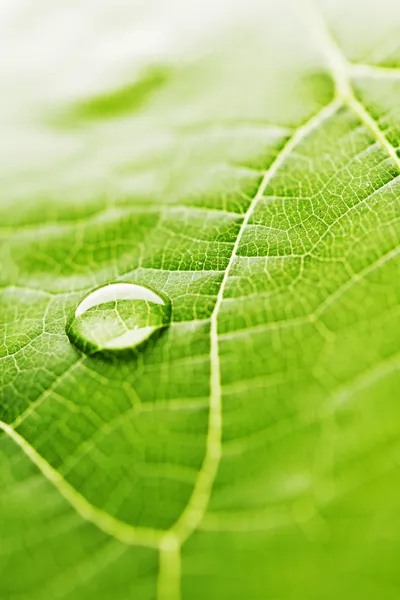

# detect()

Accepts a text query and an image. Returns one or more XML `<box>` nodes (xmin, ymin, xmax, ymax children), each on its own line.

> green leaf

<box><xmin>1</xmin><ymin>1</ymin><xmax>400</xmax><ymax>598</ymax></box>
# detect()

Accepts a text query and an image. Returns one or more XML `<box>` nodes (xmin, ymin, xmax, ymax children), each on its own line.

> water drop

<box><xmin>66</xmin><ymin>282</ymin><xmax>171</xmax><ymax>354</ymax></box>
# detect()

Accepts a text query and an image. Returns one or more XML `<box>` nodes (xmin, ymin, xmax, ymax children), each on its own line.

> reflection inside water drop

<box><xmin>66</xmin><ymin>282</ymin><xmax>171</xmax><ymax>354</ymax></box>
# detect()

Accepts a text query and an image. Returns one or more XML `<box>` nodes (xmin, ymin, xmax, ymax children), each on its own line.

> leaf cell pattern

<box><xmin>1</xmin><ymin>1</ymin><xmax>400</xmax><ymax>599</ymax></box>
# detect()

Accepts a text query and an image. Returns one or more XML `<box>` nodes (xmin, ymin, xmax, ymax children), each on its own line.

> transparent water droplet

<box><xmin>66</xmin><ymin>282</ymin><xmax>171</xmax><ymax>354</ymax></box>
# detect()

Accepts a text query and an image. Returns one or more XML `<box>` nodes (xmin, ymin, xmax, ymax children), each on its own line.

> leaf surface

<box><xmin>1</xmin><ymin>1</ymin><xmax>400</xmax><ymax>598</ymax></box>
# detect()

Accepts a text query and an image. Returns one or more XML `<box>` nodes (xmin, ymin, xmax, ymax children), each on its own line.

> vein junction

<box><xmin>1</xmin><ymin>4</ymin><xmax>400</xmax><ymax>600</ymax></box>
<box><xmin>306</xmin><ymin>0</ymin><xmax>400</xmax><ymax>170</ymax></box>
<box><xmin>158</xmin><ymin>7</ymin><xmax>400</xmax><ymax>590</ymax></box>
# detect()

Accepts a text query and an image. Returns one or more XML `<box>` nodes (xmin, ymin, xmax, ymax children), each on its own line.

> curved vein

<box><xmin>0</xmin><ymin>420</ymin><xmax>163</xmax><ymax>548</ymax></box>
<box><xmin>306</xmin><ymin>0</ymin><xmax>400</xmax><ymax>171</ymax></box>
<box><xmin>155</xmin><ymin>98</ymin><xmax>342</xmax><ymax>600</ymax></box>
<box><xmin>2</xmin><ymin>98</ymin><xmax>345</xmax><ymax>600</ymax></box>
<box><xmin>349</xmin><ymin>62</ymin><xmax>400</xmax><ymax>80</ymax></box>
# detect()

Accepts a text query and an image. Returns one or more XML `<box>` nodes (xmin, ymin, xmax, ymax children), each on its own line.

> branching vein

<box><xmin>3</xmin><ymin>8</ymin><xmax>399</xmax><ymax>600</ymax></box>
<box><xmin>0</xmin><ymin>420</ymin><xmax>163</xmax><ymax>549</ymax></box>
<box><xmin>306</xmin><ymin>0</ymin><xmax>400</xmax><ymax>171</ymax></box>
<box><xmin>156</xmin><ymin>96</ymin><xmax>341</xmax><ymax>600</ymax></box>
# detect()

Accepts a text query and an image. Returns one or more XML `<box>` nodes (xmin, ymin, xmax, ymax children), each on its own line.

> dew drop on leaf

<box><xmin>66</xmin><ymin>282</ymin><xmax>171</xmax><ymax>354</ymax></box>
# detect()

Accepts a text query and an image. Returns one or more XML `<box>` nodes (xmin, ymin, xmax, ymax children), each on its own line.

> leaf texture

<box><xmin>1</xmin><ymin>1</ymin><xmax>400</xmax><ymax>598</ymax></box>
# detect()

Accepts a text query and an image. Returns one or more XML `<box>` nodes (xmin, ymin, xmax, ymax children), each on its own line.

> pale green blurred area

<box><xmin>2</xmin><ymin>1</ymin><xmax>400</xmax><ymax>599</ymax></box>
<box><xmin>0</xmin><ymin>0</ymin><xmax>332</xmax><ymax>213</ymax></box>
<box><xmin>2</xmin><ymin>0</ymin><xmax>399</xmax><ymax>212</ymax></box>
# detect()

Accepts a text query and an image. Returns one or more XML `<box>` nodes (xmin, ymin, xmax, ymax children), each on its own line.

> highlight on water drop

<box><xmin>66</xmin><ymin>282</ymin><xmax>171</xmax><ymax>355</ymax></box>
